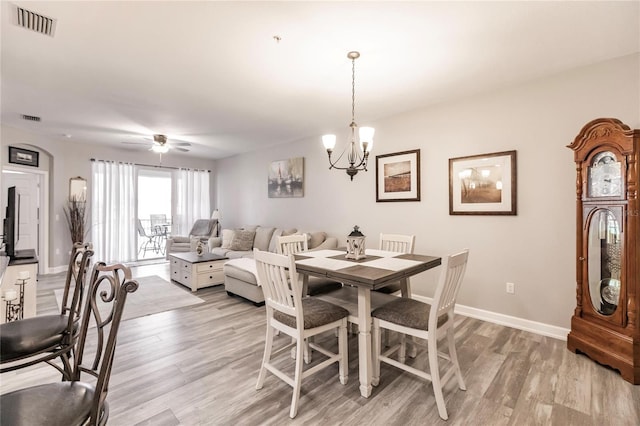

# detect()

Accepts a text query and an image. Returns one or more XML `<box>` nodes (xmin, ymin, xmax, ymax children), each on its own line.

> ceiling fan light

<box><xmin>151</xmin><ymin>144</ymin><xmax>169</xmax><ymax>153</ymax></box>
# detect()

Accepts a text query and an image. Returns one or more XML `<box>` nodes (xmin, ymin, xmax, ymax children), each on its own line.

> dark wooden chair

<box><xmin>0</xmin><ymin>242</ymin><xmax>94</xmax><ymax>379</ymax></box>
<box><xmin>0</xmin><ymin>262</ymin><xmax>139</xmax><ymax>426</ymax></box>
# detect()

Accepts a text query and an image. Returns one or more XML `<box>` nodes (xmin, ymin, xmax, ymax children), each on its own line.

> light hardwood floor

<box><xmin>2</xmin><ymin>262</ymin><xmax>639</xmax><ymax>426</ymax></box>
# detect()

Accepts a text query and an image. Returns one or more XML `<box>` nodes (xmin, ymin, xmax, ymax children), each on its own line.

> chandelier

<box><xmin>322</xmin><ymin>51</ymin><xmax>374</xmax><ymax>181</ymax></box>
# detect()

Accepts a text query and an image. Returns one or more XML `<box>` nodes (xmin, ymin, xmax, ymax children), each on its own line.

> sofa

<box><xmin>211</xmin><ymin>226</ymin><xmax>341</xmax><ymax>305</ymax></box>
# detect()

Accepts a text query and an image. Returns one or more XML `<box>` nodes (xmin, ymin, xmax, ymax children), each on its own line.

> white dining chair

<box><xmin>276</xmin><ymin>233</ymin><xmax>308</xmax><ymax>255</ymax></box>
<box><xmin>379</xmin><ymin>233</ymin><xmax>415</xmax><ymax>254</ymax></box>
<box><xmin>372</xmin><ymin>249</ymin><xmax>469</xmax><ymax>420</ymax></box>
<box><xmin>253</xmin><ymin>249</ymin><xmax>349</xmax><ymax>419</ymax></box>
<box><xmin>375</xmin><ymin>233</ymin><xmax>417</xmax><ymax>346</ymax></box>
<box><xmin>376</xmin><ymin>233</ymin><xmax>416</xmax><ymax>295</ymax></box>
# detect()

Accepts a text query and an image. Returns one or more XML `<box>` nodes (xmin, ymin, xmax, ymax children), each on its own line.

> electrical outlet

<box><xmin>506</xmin><ymin>282</ymin><xmax>515</xmax><ymax>294</ymax></box>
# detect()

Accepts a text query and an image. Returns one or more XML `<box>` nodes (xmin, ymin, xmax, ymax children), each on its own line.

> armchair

<box><xmin>165</xmin><ymin>219</ymin><xmax>218</xmax><ymax>258</ymax></box>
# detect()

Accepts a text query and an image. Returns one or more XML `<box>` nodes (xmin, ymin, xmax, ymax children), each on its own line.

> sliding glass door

<box><xmin>137</xmin><ymin>168</ymin><xmax>172</xmax><ymax>260</ymax></box>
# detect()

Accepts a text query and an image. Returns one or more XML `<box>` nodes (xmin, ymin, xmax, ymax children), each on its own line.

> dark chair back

<box><xmin>60</xmin><ymin>242</ymin><xmax>94</xmax><ymax>345</ymax></box>
<box><xmin>72</xmin><ymin>262</ymin><xmax>139</xmax><ymax>424</ymax></box>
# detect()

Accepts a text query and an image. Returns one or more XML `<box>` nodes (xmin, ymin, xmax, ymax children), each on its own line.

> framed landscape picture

<box><xmin>9</xmin><ymin>146</ymin><xmax>39</xmax><ymax>167</ymax></box>
<box><xmin>268</xmin><ymin>157</ymin><xmax>304</xmax><ymax>198</ymax></box>
<box><xmin>449</xmin><ymin>150</ymin><xmax>517</xmax><ymax>215</ymax></box>
<box><xmin>376</xmin><ymin>149</ymin><xmax>420</xmax><ymax>202</ymax></box>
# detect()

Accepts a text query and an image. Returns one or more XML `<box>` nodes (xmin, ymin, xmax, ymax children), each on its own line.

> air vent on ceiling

<box><xmin>14</xmin><ymin>6</ymin><xmax>56</xmax><ymax>37</ymax></box>
<box><xmin>21</xmin><ymin>114</ymin><xmax>41</xmax><ymax>122</ymax></box>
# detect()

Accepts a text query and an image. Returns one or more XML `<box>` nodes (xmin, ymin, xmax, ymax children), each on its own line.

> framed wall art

<box><xmin>268</xmin><ymin>157</ymin><xmax>304</xmax><ymax>198</ymax></box>
<box><xmin>449</xmin><ymin>150</ymin><xmax>517</xmax><ymax>215</ymax></box>
<box><xmin>9</xmin><ymin>146</ymin><xmax>39</xmax><ymax>167</ymax></box>
<box><xmin>376</xmin><ymin>149</ymin><xmax>420</xmax><ymax>202</ymax></box>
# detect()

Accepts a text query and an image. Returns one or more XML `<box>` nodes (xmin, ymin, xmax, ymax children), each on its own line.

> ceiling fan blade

<box><xmin>175</xmin><ymin>147</ymin><xmax>190</xmax><ymax>152</ymax></box>
<box><xmin>173</xmin><ymin>142</ymin><xmax>191</xmax><ymax>147</ymax></box>
<box><xmin>121</xmin><ymin>141</ymin><xmax>150</xmax><ymax>146</ymax></box>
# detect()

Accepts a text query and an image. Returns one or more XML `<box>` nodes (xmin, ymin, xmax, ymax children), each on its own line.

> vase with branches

<box><xmin>64</xmin><ymin>197</ymin><xmax>87</xmax><ymax>244</ymax></box>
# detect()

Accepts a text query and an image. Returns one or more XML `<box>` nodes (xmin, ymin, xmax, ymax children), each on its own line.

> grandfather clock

<box><xmin>567</xmin><ymin>118</ymin><xmax>640</xmax><ymax>384</ymax></box>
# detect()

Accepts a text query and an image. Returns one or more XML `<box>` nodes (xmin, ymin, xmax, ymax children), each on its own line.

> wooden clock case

<box><xmin>567</xmin><ymin>118</ymin><xmax>639</xmax><ymax>384</ymax></box>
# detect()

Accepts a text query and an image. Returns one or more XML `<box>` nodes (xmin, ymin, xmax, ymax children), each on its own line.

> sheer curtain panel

<box><xmin>91</xmin><ymin>161</ymin><xmax>137</xmax><ymax>263</ymax></box>
<box><xmin>173</xmin><ymin>169</ymin><xmax>210</xmax><ymax>236</ymax></box>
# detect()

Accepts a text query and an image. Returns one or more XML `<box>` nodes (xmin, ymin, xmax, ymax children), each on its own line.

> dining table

<box><xmin>294</xmin><ymin>248</ymin><xmax>441</xmax><ymax>398</ymax></box>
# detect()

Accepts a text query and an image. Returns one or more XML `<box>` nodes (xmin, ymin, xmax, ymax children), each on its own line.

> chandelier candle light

<box><xmin>323</xmin><ymin>51</ymin><xmax>374</xmax><ymax>181</ymax></box>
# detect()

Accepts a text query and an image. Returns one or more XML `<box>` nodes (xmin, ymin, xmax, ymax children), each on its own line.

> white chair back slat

<box><xmin>432</xmin><ymin>250</ymin><xmax>469</xmax><ymax>321</ymax></box>
<box><xmin>379</xmin><ymin>234</ymin><xmax>415</xmax><ymax>254</ymax></box>
<box><xmin>254</xmin><ymin>249</ymin><xmax>301</xmax><ymax>319</ymax></box>
<box><xmin>277</xmin><ymin>234</ymin><xmax>308</xmax><ymax>255</ymax></box>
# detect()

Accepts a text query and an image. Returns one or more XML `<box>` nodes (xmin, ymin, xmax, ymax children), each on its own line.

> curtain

<box><xmin>172</xmin><ymin>169</ymin><xmax>210</xmax><ymax>236</ymax></box>
<box><xmin>91</xmin><ymin>160</ymin><xmax>137</xmax><ymax>263</ymax></box>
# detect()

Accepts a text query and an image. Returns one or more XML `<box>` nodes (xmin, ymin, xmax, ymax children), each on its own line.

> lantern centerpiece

<box><xmin>346</xmin><ymin>225</ymin><xmax>366</xmax><ymax>260</ymax></box>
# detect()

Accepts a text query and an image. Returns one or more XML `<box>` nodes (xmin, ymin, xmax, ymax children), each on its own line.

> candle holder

<box><xmin>4</xmin><ymin>273</ymin><xmax>30</xmax><ymax>322</ymax></box>
<box><xmin>5</xmin><ymin>298</ymin><xmax>22</xmax><ymax>322</ymax></box>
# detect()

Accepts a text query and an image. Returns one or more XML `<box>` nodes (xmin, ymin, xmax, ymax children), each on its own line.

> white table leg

<box><xmin>399</xmin><ymin>277</ymin><xmax>411</xmax><ymax>297</ymax></box>
<box><xmin>357</xmin><ymin>286</ymin><xmax>373</xmax><ymax>398</ymax></box>
<box><xmin>301</xmin><ymin>273</ymin><xmax>309</xmax><ymax>297</ymax></box>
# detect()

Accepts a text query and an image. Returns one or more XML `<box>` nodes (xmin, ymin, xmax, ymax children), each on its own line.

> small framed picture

<box><xmin>8</xmin><ymin>146</ymin><xmax>39</xmax><ymax>167</ymax></box>
<box><xmin>376</xmin><ymin>149</ymin><xmax>420</xmax><ymax>202</ymax></box>
<box><xmin>449</xmin><ymin>150</ymin><xmax>517</xmax><ymax>215</ymax></box>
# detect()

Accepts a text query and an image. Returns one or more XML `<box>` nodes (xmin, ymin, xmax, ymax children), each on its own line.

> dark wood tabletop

<box><xmin>294</xmin><ymin>249</ymin><xmax>441</xmax><ymax>290</ymax></box>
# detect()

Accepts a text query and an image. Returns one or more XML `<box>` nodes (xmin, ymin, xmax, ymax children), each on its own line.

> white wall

<box><xmin>216</xmin><ymin>53</ymin><xmax>640</xmax><ymax>332</ymax></box>
<box><xmin>0</xmin><ymin>129</ymin><xmax>216</xmax><ymax>269</ymax></box>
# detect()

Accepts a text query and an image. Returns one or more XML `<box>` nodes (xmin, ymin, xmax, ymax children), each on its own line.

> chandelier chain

<box><xmin>352</xmin><ymin>56</ymin><xmax>356</xmax><ymax>124</ymax></box>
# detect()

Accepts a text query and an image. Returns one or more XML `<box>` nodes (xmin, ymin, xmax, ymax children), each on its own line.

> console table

<box><xmin>0</xmin><ymin>252</ymin><xmax>38</xmax><ymax>324</ymax></box>
<box><xmin>169</xmin><ymin>252</ymin><xmax>227</xmax><ymax>292</ymax></box>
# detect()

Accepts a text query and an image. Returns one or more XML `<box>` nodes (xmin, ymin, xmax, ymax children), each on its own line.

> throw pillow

<box><xmin>221</xmin><ymin>229</ymin><xmax>235</xmax><ymax>249</ymax></box>
<box><xmin>308</xmin><ymin>231</ymin><xmax>327</xmax><ymax>249</ymax></box>
<box><xmin>254</xmin><ymin>227</ymin><xmax>275</xmax><ymax>251</ymax></box>
<box><xmin>229</xmin><ymin>230</ymin><xmax>256</xmax><ymax>251</ymax></box>
<box><xmin>268</xmin><ymin>228</ymin><xmax>285</xmax><ymax>253</ymax></box>
<box><xmin>297</xmin><ymin>231</ymin><xmax>327</xmax><ymax>249</ymax></box>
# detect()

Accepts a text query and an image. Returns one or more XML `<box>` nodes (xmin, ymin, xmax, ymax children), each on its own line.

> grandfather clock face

<box><xmin>588</xmin><ymin>151</ymin><xmax>623</xmax><ymax>198</ymax></box>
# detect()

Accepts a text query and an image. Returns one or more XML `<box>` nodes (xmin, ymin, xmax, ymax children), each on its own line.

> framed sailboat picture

<box><xmin>268</xmin><ymin>157</ymin><xmax>304</xmax><ymax>198</ymax></box>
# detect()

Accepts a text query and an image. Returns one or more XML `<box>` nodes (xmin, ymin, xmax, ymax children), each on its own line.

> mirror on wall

<box><xmin>69</xmin><ymin>176</ymin><xmax>87</xmax><ymax>202</ymax></box>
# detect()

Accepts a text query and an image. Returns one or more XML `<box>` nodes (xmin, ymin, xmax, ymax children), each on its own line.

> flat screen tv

<box><xmin>3</xmin><ymin>186</ymin><xmax>19</xmax><ymax>258</ymax></box>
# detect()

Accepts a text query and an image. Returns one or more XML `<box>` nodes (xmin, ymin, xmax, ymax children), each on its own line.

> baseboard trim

<box><xmin>412</xmin><ymin>295</ymin><xmax>570</xmax><ymax>341</ymax></box>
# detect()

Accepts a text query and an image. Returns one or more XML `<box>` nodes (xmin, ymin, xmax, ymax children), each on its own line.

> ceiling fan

<box><xmin>122</xmin><ymin>134</ymin><xmax>191</xmax><ymax>153</ymax></box>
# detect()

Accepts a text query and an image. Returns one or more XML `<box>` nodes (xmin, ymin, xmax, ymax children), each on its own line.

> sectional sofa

<box><xmin>208</xmin><ymin>225</ymin><xmax>340</xmax><ymax>304</ymax></box>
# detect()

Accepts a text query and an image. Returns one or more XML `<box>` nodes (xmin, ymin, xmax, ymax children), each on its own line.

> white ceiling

<box><xmin>1</xmin><ymin>1</ymin><xmax>638</xmax><ymax>159</ymax></box>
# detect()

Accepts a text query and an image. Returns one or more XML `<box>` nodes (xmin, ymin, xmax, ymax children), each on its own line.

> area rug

<box><xmin>54</xmin><ymin>275</ymin><xmax>205</xmax><ymax>322</ymax></box>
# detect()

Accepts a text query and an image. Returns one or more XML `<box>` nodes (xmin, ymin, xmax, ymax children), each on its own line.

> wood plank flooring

<box><xmin>2</xmin><ymin>262</ymin><xmax>639</xmax><ymax>425</ymax></box>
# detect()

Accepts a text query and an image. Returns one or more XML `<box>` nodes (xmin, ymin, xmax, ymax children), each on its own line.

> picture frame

<box><xmin>376</xmin><ymin>149</ymin><xmax>420</xmax><ymax>202</ymax></box>
<box><xmin>268</xmin><ymin>157</ymin><xmax>304</xmax><ymax>198</ymax></box>
<box><xmin>9</xmin><ymin>146</ymin><xmax>39</xmax><ymax>168</ymax></box>
<box><xmin>449</xmin><ymin>150</ymin><xmax>517</xmax><ymax>215</ymax></box>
